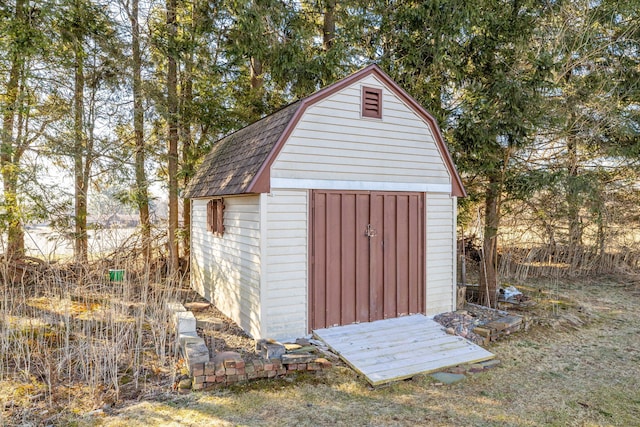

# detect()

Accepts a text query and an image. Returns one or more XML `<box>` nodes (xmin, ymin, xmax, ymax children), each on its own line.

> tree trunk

<box><xmin>131</xmin><ymin>0</ymin><xmax>151</xmax><ymax>263</ymax></box>
<box><xmin>322</xmin><ymin>0</ymin><xmax>336</xmax><ymax>51</ymax></box>
<box><xmin>1</xmin><ymin>0</ymin><xmax>26</xmax><ymax>260</ymax></box>
<box><xmin>566</xmin><ymin>129</ymin><xmax>582</xmax><ymax>267</ymax></box>
<box><xmin>180</xmin><ymin>5</ymin><xmax>195</xmax><ymax>262</ymax></box>
<box><xmin>250</xmin><ymin>57</ymin><xmax>263</xmax><ymax>91</ymax></box>
<box><xmin>74</xmin><ymin>38</ymin><xmax>88</xmax><ymax>263</ymax></box>
<box><xmin>167</xmin><ymin>0</ymin><xmax>179</xmax><ymax>274</ymax></box>
<box><xmin>479</xmin><ymin>175</ymin><xmax>500</xmax><ymax>308</ymax></box>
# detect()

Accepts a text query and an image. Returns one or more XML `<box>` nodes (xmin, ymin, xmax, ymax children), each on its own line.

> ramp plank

<box><xmin>314</xmin><ymin>314</ymin><xmax>494</xmax><ymax>386</ymax></box>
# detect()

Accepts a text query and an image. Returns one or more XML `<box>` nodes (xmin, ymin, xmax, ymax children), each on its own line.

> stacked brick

<box><xmin>168</xmin><ymin>301</ymin><xmax>333</xmax><ymax>391</ymax></box>
<box><xmin>188</xmin><ymin>352</ymin><xmax>332</xmax><ymax>390</ymax></box>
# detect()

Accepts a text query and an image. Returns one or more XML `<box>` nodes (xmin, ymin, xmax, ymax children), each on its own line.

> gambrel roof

<box><xmin>184</xmin><ymin>64</ymin><xmax>466</xmax><ymax>199</ymax></box>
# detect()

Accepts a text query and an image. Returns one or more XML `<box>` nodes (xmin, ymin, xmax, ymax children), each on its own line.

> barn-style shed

<box><xmin>184</xmin><ymin>64</ymin><xmax>466</xmax><ymax>341</ymax></box>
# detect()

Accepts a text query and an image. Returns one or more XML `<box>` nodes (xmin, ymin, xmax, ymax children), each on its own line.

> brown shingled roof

<box><xmin>184</xmin><ymin>101</ymin><xmax>301</xmax><ymax>198</ymax></box>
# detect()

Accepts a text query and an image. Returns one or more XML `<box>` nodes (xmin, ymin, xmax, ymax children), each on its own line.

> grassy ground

<box><xmin>4</xmin><ymin>277</ymin><xmax>640</xmax><ymax>426</ymax></box>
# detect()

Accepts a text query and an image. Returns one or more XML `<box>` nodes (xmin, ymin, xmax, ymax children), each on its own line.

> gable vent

<box><xmin>362</xmin><ymin>86</ymin><xmax>382</xmax><ymax>119</ymax></box>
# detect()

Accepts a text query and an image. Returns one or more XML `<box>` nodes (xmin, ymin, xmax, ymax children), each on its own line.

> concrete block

<box><xmin>179</xmin><ymin>331</ymin><xmax>202</xmax><ymax>347</ymax></box>
<box><xmin>184</xmin><ymin>341</ymin><xmax>210</xmax><ymax>366</ymax></box>
<box><xmin>175</xmin><ymin>311</ymin><xmax>197</xmax><ymax>334</ymax></box>
<box><xmin>167</xmin><ymin>301</ymin><xmax>186</xmax><ymax>313</ymax></box>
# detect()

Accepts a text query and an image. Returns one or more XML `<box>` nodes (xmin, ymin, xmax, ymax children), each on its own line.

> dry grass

<box><xmin>51</xmin><ymin>276</ymin><xmax>638</xmax><ymax>427</ymax></box>
<box><xmin>0</xmin><ymin>255</ymin><xmax>190</xmax><ymax>426</ymax></box>
<box><xmin>2</xmin><ymin>255</ymin><xmax>639</xmax><ymax>426</ymax></box>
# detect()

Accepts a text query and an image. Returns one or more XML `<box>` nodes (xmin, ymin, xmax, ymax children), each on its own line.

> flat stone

<box><xmin>284</xmin><ymin>343</ymin><xmax>302</xmax><ymax>351</ymax></box>
<box><xmin>295</xmin><ymin>338</ymin><xmax>311</xmax><ymax>346</ymax></box>
<box><xmin>480</xmin><ymin>359</ymin><xmax>501</xmax><ymax>369</ymax></box>
<box><xmin>184</xmin><ymin>302</ymin><xmax>211</xmax><ymax>312</ymax></box>
<box><xmin>430</xmin><ymin>372</ymin><xmax>466</xmax><ymax>384</ymax></box>
<box><xmin>196</xmin><ymin>315</ymin><xmax>225</xmax><ymax>330</ymax></box>
<box><xmin>485</xmin><ymin>315</ymin><xmax>522</xmax><ymax>331</ymax></box>
<box><xmin>281</xmin><ymin>353</ymin><xmax>315</xmax><ymax>364</ymax></box>
<box><xmin>177</xmin><ymin>378</ymin><xmax>192</xmax><ymax>389</ymax></box>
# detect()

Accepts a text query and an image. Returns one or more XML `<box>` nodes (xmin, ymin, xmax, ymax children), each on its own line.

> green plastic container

<box><xmin>109</xmin><ymin>269</ymin><xmax>125</xmax><ymax>282</ymax></box>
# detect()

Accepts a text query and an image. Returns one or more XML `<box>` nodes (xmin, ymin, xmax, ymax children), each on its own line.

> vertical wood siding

<box><xmin>263</xmin><ymin>190</ymin><xmax>308</xmax><ymax>340</ymax></box>
<box><xmin>271</xmin><ymin>74</ymin><xmax>452</xmax><ymax>188</ymax></box>
<box><xmin>425</xmin><ymin>194</ymin><xmax>457</xmax><ymax>315</ymax></box>
<box><xmin>191</xmin><ymin>196</ymin><xmax>262</xmax><ymax>338</ymax></box>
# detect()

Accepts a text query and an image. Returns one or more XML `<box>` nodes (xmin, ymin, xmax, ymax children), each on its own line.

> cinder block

<box><xmin>175</xmin><ymin>311</ymin><xmax>197</xmax><ymax>334</ymax></box>
<box><xmin>184</xmin><ymin>341</ymin><xmax>210</xmax><ymax>366</ymax></box>
<box><xmin>179</xmin><ymin>331</ymin><xmax>202</xmax><ymax>347</ymax></box>
<box><xmin>167</xmin><ymin>301</ymin><xmax>186</xmax><ymax>313</ymax></box>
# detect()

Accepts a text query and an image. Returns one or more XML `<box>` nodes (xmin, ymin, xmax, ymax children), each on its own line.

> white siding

<box><xmin>271</xmin><ymin>74</ymin><xmax>452</xmax><ymax>190</ymax></box>
<box><xmin>425</xmin><ymin>194</ymin><xmax>457</xmax><ymax>315</ymax></box>
<box><xmin>262</xmin><ymin>190</ymin><xmax>308</xmax><ymax>340</ymax></box>
<box><xmin>191</xmin><ymin>196</ymin><xmax>262</xmax><ymax>338</ymax></box>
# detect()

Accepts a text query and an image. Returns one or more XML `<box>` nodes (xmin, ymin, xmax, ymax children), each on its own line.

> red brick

<box><xmin>205</xmin><ymin>375</ymin><xmax>217</xmax><ymax>382</ymax></box>
<box><xmin>216</xmin><ymin>376</ymin><xmax>225</xmax><ymax>383</ymax></box>
<box><xmin>192</xmin><ymin>382</ymin><xmax>204</xmax><ymax>390</ymax></box>
<box><xmin>273</xmin><ymin>361</ymin><xmax>283</xmax><ymax>369</ymax></box>
<box><xmin>245</xmin><ymin>364</ymin><xmax>255</xmax><ymax>373</ymax></box>
<box><xmin>225</xmin><ymin>368</ymin><xmax>237</xmax><ymax>375</ymax></box>
<box><xmin>204</xmin><ymin>364</ymin><xmax>215</xmax><ymax>376</ymax></box>
<box><xmin>224</xmin><ymin>359</ymin><xmax>237</xmax><ymax>368</ymax></box>
<box><xmin>193</xmin><ymin>375</ymin><xmax>205</xmax><ymax>384</ymax></box>
<box><xmin>263</xmin><ymin>363</ymin><xmax>274</xmax><ymax>371</ymax></box>
<box><xmin>227</xmin><ymin>375</ymin><xmax>238</xmax><ymax>383</ymax></box>
<box><xmin>247</xmin><ymin>372</ymin><xmax>258</xmax><ymax>380</ymax></box>
<box><xmin>253</xmin><ymin>360</ymin><xmax>264</xmax><ymax>371</ymax></box>
<box><xmin>307</xmin><ymin>363</ymin><xmax>320</xmax><ymax>371</ymax></box>
<box><xmin>215</xmin><ymin>368</ymin><xmax>226</xmax><ymax>376</ymax></box>
<box><xmin>237</xmin><ymin>367</ymin><xmax>245</xmax><ymax>375</ymax></box>
<box><xmin>297</xmin><ymin>364</ymin><xmax>307</xmax><ymax>371</ymax></box>
<box><xmin>191</xmin><ymin>364</ymin><xmax>205</xmax><ymax>376</ymax></box>
<box><xmin>237</xmin><ymin>374</ymin><xmax>247</xmax><ymax>382</ymax></box>
<box><xmin>288</xmin><ymin>364</ymin><xmax>298</xmax><ymax>371</ymax></box>
<box><xmin>235</xmin><ymin>360</ymin><xmax>245</xmax><ymax>369</ymax></box>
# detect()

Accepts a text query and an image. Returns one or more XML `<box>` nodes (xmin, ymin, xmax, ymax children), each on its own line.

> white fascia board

<box><xmin>271</xmin><ymin>178</ymin><xmax>451</xmax><ymax>193</ymax></box>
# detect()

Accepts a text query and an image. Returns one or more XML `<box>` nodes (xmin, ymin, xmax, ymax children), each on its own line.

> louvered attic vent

<box><xmin>362</xmin><ymin>86</ymin><xmax>382</xmax><ymax>119</ymax></box>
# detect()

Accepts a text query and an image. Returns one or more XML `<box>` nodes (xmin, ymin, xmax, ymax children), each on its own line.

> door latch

<box><xmin>365</xmin><ymin>224</ymin><xmax>377</xmax><ymax>238</ymax></box>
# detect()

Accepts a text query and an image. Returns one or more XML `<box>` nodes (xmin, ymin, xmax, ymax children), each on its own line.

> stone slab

<box><xmin>196</xmin><ymin>315</ymin><xmax>225</xmax><ymax>330</ymax></box>
<box><xmin>430</xmin><ymin>372</ymin><xmax>466</xmax><ymax>384</ymax></box>
<box><xmin>281</xmin><ymin>353</ymin><xmax>316</xmax><ymax>364</ymax></box>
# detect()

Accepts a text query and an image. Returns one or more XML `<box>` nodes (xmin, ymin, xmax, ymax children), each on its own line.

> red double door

<box><xmin>310</xmin><ymin>190</ymin><xmax>425</xmax><ymax>330</ymax></box>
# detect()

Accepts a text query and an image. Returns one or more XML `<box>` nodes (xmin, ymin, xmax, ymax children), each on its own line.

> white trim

<box><xmin>271</xmin><ymin>178</ymin><xmax>452</xmax><ymax>193</ymax></box>
<box><xmin>424</xmin><ymin>193</ymin><xmax>429</xmax><ymax>314</ymax></box>
<box><xmin>452</xmin><ymin>196</ymin><xmax>458</xmax><ymax>311</ymax></box>
<box><xmin>258</xmin><ymin>193</ymin><xmax>268</xmax><ymax>338</ymax></box>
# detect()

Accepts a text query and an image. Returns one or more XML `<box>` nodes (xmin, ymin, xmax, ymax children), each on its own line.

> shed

<box><xmin>184</xmin><ymin>64</ymin><xmax>466</xmax><ymax>341</ymax></box>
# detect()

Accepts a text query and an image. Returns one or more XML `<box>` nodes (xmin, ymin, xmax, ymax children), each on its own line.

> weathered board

<box><xmin>313</xmin><ymin>314</ymin><xmax>494</xmax><ymax>386</ymax></box>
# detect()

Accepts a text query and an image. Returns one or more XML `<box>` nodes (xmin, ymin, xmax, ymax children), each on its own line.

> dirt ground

<box><xmin>3</xmin><ymin>277</ymin><xmax>640</xmax><ymax>426</ymax></box>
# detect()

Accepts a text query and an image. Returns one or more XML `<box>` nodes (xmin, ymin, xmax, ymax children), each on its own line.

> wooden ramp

<box><xmin>313</xmin><ymin>314</ymin><xmax>495</xmax><ymax>386</ymax></box>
